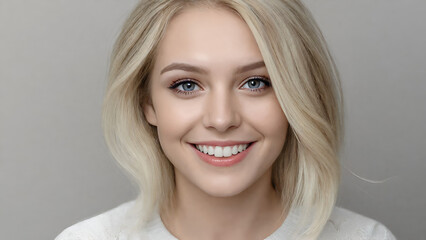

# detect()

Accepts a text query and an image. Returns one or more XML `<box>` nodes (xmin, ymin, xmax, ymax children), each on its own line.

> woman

<box><xmin>56</xmin><ymin>0</ymin><xmax>396</xmax><ymax>239</ymax></box>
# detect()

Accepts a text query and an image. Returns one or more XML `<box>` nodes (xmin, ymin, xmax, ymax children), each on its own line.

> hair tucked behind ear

<box><xmin>103</xmin><ymin>0</ymin><xmax>343</xmax><ymax>239</ymax></box>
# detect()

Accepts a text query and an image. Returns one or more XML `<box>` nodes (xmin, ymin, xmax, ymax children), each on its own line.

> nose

<box><xmin>202</xmin><ymin>89</ymin><xmax>241</xmax><ymax>132</ymax></box>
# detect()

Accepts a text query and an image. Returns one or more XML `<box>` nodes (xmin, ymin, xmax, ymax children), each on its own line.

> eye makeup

<box><xmin>167</xmin><ymin>75</ymin><xmax>271</xmax><ymax>96</ymax></box>
<box><xmin>168</xmin><ymin>78</ymin><xmax>202</xmax><ymax>96</ymax></box>
<box><xmin>239</xmin><ymin>75</ymin><xmax>271</xmax><ymax>93</ymax></box>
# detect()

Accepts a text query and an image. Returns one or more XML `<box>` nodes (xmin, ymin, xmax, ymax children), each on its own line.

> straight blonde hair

<box><xmin>103</xmin><ymin>0</ymin><xmax>343</xmax><ymax>239</ymax></box>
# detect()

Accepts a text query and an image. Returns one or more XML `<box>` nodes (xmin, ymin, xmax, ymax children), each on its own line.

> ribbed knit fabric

<box><xmin>55</xmin><ymin>200</ymin><xmax>396</xmax><ymax>240</ymax></box>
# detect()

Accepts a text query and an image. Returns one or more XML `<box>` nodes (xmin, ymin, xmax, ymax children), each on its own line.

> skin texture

<box><xmin>144</xmin><ymin>6</ymin><xmax>289</xmax><ymax>240</ymax></box>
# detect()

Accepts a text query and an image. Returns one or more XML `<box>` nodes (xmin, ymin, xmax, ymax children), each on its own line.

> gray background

<box><xmin>0</xmin><ymin>0</ymin><xmax>425</xmax><ymax>239</ymax></box>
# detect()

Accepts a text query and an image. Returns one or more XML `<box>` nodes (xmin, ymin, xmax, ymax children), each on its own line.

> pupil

<box><xmin>183</xmin><ymin>82</ymin><xmax>194</xmax><ymax>91</ymax></box>
<box><xmin>249</xmin><ymin>80</ymin><xmax>259</xmax><ymax>88</ymax></box>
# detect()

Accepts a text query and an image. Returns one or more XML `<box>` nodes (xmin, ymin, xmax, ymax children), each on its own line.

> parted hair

<box><xmin>102</xmin><ymin>0</ymin><xmax>343</xmax><ymax>239</ymax></box>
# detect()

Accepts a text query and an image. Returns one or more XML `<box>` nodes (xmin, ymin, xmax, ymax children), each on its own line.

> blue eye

<box><xmin>241</xmin><ymin>77</ymin><xmax>270</xmax><ymax>90</ymax></box>
<box><xmin>177</xmin><ymin>81</ymin><xmax>199</xmax><ymax>91</ymax></box>
<box><xmin>169</xmin><ymin>80</ymin><xmax>201</xmax><ymax>95</ymax></box>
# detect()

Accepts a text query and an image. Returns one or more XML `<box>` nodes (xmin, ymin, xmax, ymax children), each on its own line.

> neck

<box><xmin>161</xmin><ymin>169</ymin><xmax>287</xmax><ymax>240</ymax></box>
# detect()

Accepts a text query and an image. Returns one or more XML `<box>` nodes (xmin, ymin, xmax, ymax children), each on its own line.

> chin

<box><xmin>201</xmin><ymin>187</ymin><xmax>246</xmax><ymax>198</ymax></box>
<box><xmin>196</xmin><ymin>176</ymin><xmax>252</xmax><ymax>198</ymax></box>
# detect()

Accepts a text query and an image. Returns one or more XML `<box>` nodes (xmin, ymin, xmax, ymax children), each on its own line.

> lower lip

<box><xmin>192</xmin><ymin>143</ymin><xmax>254</xmax><ymax>167</ymax></box>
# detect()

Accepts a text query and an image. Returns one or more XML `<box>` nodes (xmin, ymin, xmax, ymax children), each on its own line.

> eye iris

<box><xmin>182</xmin><ymin>82</ymin><xmax>195</xmax><ymax>91</ymax></box>
<box><xmin>248</xmin><ymin>79</ymin><xmax>260</xmax><ymax>88</ymax></box>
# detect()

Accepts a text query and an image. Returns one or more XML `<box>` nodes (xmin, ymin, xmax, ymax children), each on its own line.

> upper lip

<box><xmin>190</xmin><ymin>141</ymin><xmax>254</xmax><ymax>147</ymax></box>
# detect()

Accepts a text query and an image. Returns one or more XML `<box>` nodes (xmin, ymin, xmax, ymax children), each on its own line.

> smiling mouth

<box><xmin>192</xmin><ymin>142</ymin><xmax>253</xmax><ymax>158</ymax></box>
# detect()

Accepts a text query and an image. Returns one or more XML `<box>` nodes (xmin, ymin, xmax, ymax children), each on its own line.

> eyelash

<box><xmin>168</xmin><ymin>76</ymin><xmax>271</xmax><ymax>95</ymax></box>
<box><xmin>168</xmin><ymin>79</ymin><xmax>202</xmax><ymax>96</ymax></box>
<box><xmin>242</xmin><ymin>76</ymin><xmax>271</xmax><ymax>92</ymax></box>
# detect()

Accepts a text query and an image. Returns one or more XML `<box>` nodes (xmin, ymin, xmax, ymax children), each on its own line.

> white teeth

<box><xmin>232</xmin><ymin>145</ymin><xmax>238</xmax><ymax>154</ymax></box>
<box><xmin>238</xmin><ymin>145</ymin><xmax>243</xmax><ymax>152</ymax></box>
<box><xmin>214</xmin><ymin>147</ymin><xmax>223</xmax><ymax>157</ymax></box>
<box><xmin>223</xmin><ymin>146</ymin><xmax>232</xmax><ymax>157</ymax></box>
<box><xmin>208</xmin><ymin>146</ymin><xmax>215</xmax><ymax>155</ymax></box>
<box><xmin>195</xmin><ymin>143</ymin><xmax>250</xmax><ymax>157</ymax></box>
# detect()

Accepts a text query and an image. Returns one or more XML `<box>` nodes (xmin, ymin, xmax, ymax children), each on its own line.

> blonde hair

<box><xmin>103</xmin><ymin>0</ymin><xmax>343</xmax><ymax>239</ymax></box>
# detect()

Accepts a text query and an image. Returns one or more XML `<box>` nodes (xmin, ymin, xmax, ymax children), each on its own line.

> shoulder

<box><xmin>55</xmin><ymin>201</ymin><xmax>137</xmax><ymax>240</ymax></box>
<box><xmin>319</xmin><ymin>207</ymin><xmax>397</xmax><ymax>240</ymax></box>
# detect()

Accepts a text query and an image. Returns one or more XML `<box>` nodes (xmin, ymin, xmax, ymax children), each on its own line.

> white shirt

<box><xmin>55</xmin><ymin>201</ymin><xmax>396</xmax><ymax>240</ymax></box>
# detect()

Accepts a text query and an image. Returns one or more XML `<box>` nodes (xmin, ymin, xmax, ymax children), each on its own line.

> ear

<box><xmin>143</xmin><ymin>102</ymin><xmax>158</xmax><ymax>126</ymax></box>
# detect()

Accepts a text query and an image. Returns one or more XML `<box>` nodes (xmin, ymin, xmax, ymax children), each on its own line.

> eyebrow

<box><xmin>236</xmin><ymin>61</ymin><xmax>266</xmax><ymax>73</ymax></box>
<box><xmin>160</xmin><ymin>63</ymin><xmax>208</xmax><ymax>75</ymax></box>
<box><xmin>160</xmin><ymin>61</ymin><xmax>266</xmax><ymax>75</ymax></box>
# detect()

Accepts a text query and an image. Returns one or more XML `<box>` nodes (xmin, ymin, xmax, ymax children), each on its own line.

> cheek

<box><xmin>153</xmin><ymin>95</ymin><xmax>202</xmax><ymax>144</ymax></box>
<box><xmin>243</xmin><ymin>95</ymin><xmax>288</xmax><ymax>140</ymax></box>
<box><xmin>265</xmin><ymin>102</ymin><xmax>288</xmax><ymax>139</ymax></box>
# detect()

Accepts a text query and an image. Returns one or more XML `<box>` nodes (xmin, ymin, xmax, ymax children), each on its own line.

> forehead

<box><xmin>154</xmin><ymin>6</ymin><xmax>263</xmax><ymax>68</ymax></box>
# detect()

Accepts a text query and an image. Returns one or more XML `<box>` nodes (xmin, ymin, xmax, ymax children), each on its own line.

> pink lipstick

<box><xmin>191</xmin><ymin>142</ymin><xmax>254</xmax><ymax>167</ymax></box>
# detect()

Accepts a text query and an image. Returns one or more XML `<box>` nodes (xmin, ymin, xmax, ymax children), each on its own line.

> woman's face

<box><xmin>144</xmin><ymin>7</ymin><xmax>288</xmax><ymax>197</ymax></box>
